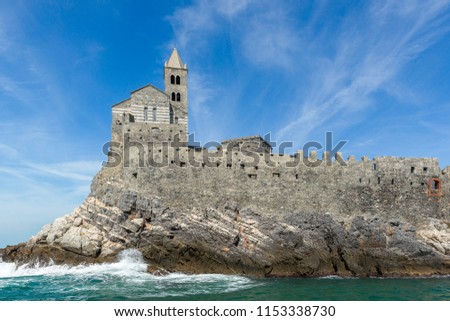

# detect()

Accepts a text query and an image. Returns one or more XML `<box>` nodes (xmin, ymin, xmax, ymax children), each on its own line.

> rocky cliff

<box><xmin>3</xmin><ymin>164</ymin><xmax>450</xmax><ymax>277</ymax></box>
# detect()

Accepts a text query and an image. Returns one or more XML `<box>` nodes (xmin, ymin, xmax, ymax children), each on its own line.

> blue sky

<box><xmin>1</xmin><ymin>0</ymin><xmax>450</xmax><ymax>247</ymax></box>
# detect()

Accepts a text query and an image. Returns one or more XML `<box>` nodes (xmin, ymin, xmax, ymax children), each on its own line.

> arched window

<box><xmin>176</xmin><ymin>75</ymin><xmax>181</xmax><ymax>85</ymax></box>
<box><xmin>176</xmin><ymin>93</ymin><xmax>181</xmax><ymax>102</ymax></box>
<box><xmin>169</xmin><ymin>106</ymin><xmax>174</xmax><ymax>124</ymax></box>
<box><xmin>171</xmin><ymin>92</ymin><xmax>176</xmax><ymax>101</ymax></box>
<box><xmin>152</xmin><ymin>107</ymin><xmax>157</xmax><ymax>121</ymax></box>
<box><xmin>144</xmin><ymin>107</ymin><xmax>148</xmax><ymax>121</ymax></box>
<box><xmin>170</xmin><ymin>75</ymin><xmax>175</xmax><ymax>84</ymax></box>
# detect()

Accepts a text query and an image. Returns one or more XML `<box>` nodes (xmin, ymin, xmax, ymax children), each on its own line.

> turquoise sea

<box><xmin>1</xmin><ymin>250</ymin><xmax>449</xmax><ymax>301</ymax></box>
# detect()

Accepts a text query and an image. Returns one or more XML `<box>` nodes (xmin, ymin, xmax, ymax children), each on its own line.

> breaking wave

<box><xmin>0</xmin><ymin>249</ymin><xmax>255</xmax><ymax>300</ymax></box>
<box><xmin>0</xmin><ymin>249</ymin><xmax>147</xmax><ymax>278</ymax></box>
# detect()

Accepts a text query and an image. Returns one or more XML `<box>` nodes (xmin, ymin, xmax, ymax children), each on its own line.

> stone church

<box><xmin>111</xmin><ymin>48</ymin><xmax>189</xmax><ymax>143</ymax></box>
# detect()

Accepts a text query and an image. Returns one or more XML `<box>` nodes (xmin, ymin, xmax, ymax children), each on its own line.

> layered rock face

<box><xmin>3</xmin><ymin>165</ymin><xmax>450</xmax><ymax>277</ymax></box>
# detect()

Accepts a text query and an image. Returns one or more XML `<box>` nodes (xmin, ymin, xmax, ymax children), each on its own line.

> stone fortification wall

<box><xmin>101</xmin><ymin>126</ymin><xmax>450</xmax><ymax>225</ymax></box>
<box><xmin>112</xmin><ymin>122</ymin><xmax>188</xmax><ymax>144</ymax></box>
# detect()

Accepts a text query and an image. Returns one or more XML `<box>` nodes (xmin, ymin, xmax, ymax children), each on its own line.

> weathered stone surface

<box><xmin>3</xmin><ymin>177</ymin><xmax>450</xmax><ymax>277</ymax></box>
<box><xmin>59</xmin><ymin>226</ymin><xmax>83</xmax><ymax>254</ymax></box>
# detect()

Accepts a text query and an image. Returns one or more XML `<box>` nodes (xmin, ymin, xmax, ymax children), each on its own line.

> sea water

<box><xmin>0</xmin><ymin>249</ymin><xmax>449</xmax><ymax>301</ymax></box>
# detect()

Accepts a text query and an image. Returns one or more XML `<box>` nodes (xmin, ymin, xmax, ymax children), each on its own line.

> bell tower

<box><xmin>164</xmin><ymin>48</ymin><xmax>188</xmax><ymax>132</ymax></box>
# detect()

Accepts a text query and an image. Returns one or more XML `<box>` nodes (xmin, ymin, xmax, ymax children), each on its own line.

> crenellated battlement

<box><xmin>107</xmin><ymin>128</ymin><xmax>447</xmax><ymax>195</ymax></box>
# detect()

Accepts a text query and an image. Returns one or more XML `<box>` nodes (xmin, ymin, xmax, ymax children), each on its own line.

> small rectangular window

<box><xmin>423</xmin><ymin>167</ymin><xmax>428</xmax><ymax>173</ymax></box>
<box><xmin>428</xmin><ymin>178</ymin><xmax>442</xmax><ymax>197</ymax></box>
<box><xmin>152</xmin><ymin>108</ymin><xmax>157</xmax><ymax>121</ymax></box>
<box><xmin>433</xmin><ymin>180</ymin><xmax>440</xmax><ymax>190</ymax></box>
<box><xmin>144</xmin><ymin>107</ymin><xmax>148</xmax><ymax>121</ymax></box>
<box><xmin>411</xmin><ymin>167</ymin><xmax>415</xmax><ymax>174</ymax></box>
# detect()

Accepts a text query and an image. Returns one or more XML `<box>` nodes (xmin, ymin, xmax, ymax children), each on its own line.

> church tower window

<box><xmin>170</xmin><ymin>75</ymin><xmax>175</xmax><ymax>84</ymax></box>
<box><xmin>176</xmin><ymin>75</ymin><xmax>180</xmax><ymax>85</ymax></box>
<box><xmin>176</xmin><ymin>93</ymin><xmax>181</xmax><ymax>102</ymax></box>
<box><xmin>170</xmin><ymin>106</ymin><xmax>174</xmax><ymax>124</ymax></box>
<box><xmin>171</xmin><ymin>92</ymin><xmax>176</xmax><ymax>101</ymax></box>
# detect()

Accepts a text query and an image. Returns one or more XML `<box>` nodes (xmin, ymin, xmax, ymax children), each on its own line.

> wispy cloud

<box><xmin>168</xmin><ymin>0</ymin><xmax>252</xmax><ymax>49</ymax></box>
<box><xmin>25</xmin><ymin>161</ymin><xmax>101</xmax><ymax>182</ymax></box>
<box><xmin>216</xmin><ymin>0</ymin><xmax>251</xmax><ymax>17</ymax></box>
<box><xmin>0</xmin><ymin>146</ymin><xmax>101</xmax><ymax>183</ymax></box>
<box><xmin>238</xmin><ymin>4</ymin><xmax>303</xmax><ymax>70</ymax></box>
<box><xmin>0</xmin><ymin>156</ymin><xmax>101</xmax><ymax>246</ymax></box>
<box><xmin>187</xmin><ymin>72</ymin><xmax>221</xmax><ymax>143</ymax></box>
<box><xmin>167</xmin><ymin>0</ymin><xmax>450</xmax><ymax>154</ymax></box>
<box><xmin>0</xmin><ymin>2</ymin><xmax>111</xmax><ymax>246</ymax></box>
<box><xmin>74</xmin><ymin>42</ymin><xmax>106</xmax><ymax>67</ymax></box>
<box><xmin>0</xmin><ymin>143</ymin><xmax>20</xmax><ymax>159</ymax></box>
<box><xmin>275</xmin><ymin>0</ymin><xmax>450</xmax><ymax>143</ymax></box>
<box><xmin>167</xmin><ymin>1</ymin><xmax>250</xmax><ymax>141</ymax></box>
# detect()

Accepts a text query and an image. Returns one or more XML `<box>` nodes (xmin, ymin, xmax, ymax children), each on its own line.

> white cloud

<box><xmin>168</xmin><ymin>0</ymin><xmax>218</xmax><ymax>49</ymax></box>
<box><xmin>0</xmin><ymin>143</ymin><xmax>20</xmax><ymax>159</ymax></box>
<box><xmin>239</xmin><ymin>5</ymin><xmax>302</xmax><ymax>69</ymax></box>
<box><xmin>0</xmin><ymin>26</ymin><xmax>10</xmax><ymax>54</ymax></box>
<box><xmin>0</xmin><ymin>160</ymin><xmax>101</xmax><ymax>186</ymax></box>
<box><xmin>0</xmin><ymin>6</ymin><xmax>15</xmax><ymax>56</ymax></box>
<box><xmin>74</xmin><ymin>42</ymin><xmax>106</xmax><ymax>67</ymax></box>
<box><xmin>275</xmin><ymin>0</ymin><xmax>450</xmax><ymax>143</ymax></box>
<box><xmin>0</xmin><ymin>75</ymin><xmax>43</xmax><ymax>109</ymax></box>
<box><xmin>169</xmin><ymin>0</ymin><xmax>450</xmax><ymax>146</ymax></box>
<box><xmin>188</xmin><ymin>72</ymin><xmax>219</xmax><ymax>141</ymax></box>
<box><xmin>0</xmin><ymin>158</ymin><xmax>101</xmax><ymax>246</ymax></box>
<box><xmin>25</xmin><ymin>161</ymin><xmax>102</xmax><ymax>182</ymax></box>
<box><xmin>216</xmin><ymin>0</ymin><xmax>251</xmax><ymax>17</ymax></box>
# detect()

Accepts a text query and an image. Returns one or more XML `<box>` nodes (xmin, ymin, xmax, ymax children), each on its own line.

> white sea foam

<box><xmin>317</xmin><ymin>275</ymin><xmax>344</xmax><ymax>279</ymax></box>
<box><xmin>0</xmin><ymin>249</ymin><xmax>147</xmax><ymax>279</ymax></box>
<box><xmin>0</xmin><ymin>262</ymin><xmax>17</xmax><ymax>278</ymax></box>
<box><xmin>0</xmin><ymin>248</ymin><xmax>253</xmax><ymax>295</ymax></box>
